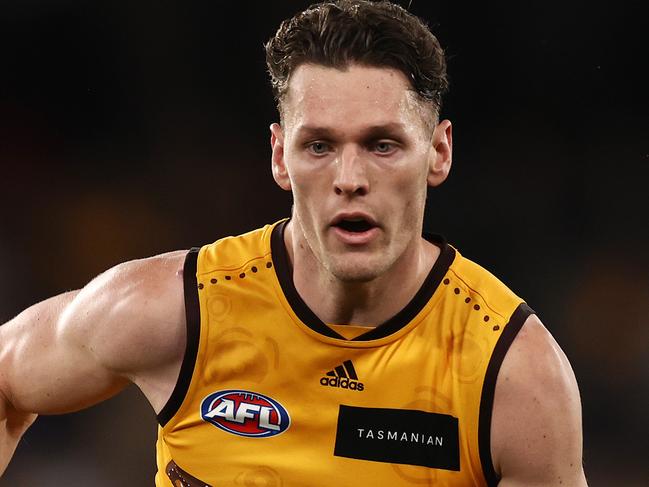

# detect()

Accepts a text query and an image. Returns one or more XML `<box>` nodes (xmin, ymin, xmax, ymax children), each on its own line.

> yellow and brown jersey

<box><xmin>155</xmin><ymin>219</ymin><xmax>533</xmax><ymax>487</ymax></box>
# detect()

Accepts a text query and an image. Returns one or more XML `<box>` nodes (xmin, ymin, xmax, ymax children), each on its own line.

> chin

<box><xmin>324</xmin><ymin>254</ymin><xmax>389</xmax><ymax>283</ymax></box>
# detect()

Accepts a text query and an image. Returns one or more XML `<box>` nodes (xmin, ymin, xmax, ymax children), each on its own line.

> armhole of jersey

<box><xmin>157</xmin><ymin>247</ymin><xmax>202</xmax><ymax>427</ymax></box>
<box><xmin>478</xmin><ymin>302</ymin><xmax>534</xmax><ymax>487</ymax></box>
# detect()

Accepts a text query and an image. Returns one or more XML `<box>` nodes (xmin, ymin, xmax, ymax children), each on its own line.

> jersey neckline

<box><xmin>270</xmin><ymin>219</ymin><xmax>456</xmax><ymax>342</ymax></box>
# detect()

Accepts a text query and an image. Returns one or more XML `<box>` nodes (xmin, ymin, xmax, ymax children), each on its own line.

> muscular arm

<box><xmin>492</xmin><ymin>314</ymin><xmax>588</xmax><ymax>486</ymax></box>
<box><xmin>0</xmin><ymin>250</ymin><xmax>188</xmax><ymax>475</ymax></box>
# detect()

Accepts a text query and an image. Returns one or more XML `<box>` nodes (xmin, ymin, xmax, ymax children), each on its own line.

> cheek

<box><xmin>289</xmin><ymin>161</ymin><xmax>333</xmax><ymax>201</ymax></box>
<box><xmin>287</xmin><ymin>165</ymin><xmax>329</xmax><ymax>226</ymax></box>
<box><xmin>386</xmin><ymin>169</ymin><xmax>428</xmax><ymax>224</ymax></box>
<box><xmin>389</xmin><ymin>165</ymin><xmax>429</xmax><ymax>201</ymax></box>
<box><xmin>291</xmin><ymin>174</ymin><xmax>319</xmax><ymax>209</ymax></box>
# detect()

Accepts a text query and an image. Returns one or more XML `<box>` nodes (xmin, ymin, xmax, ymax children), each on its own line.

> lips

<box><xmin>330</xmin><ymin>212</ymin><xmax>378</xmax><ymax>229</ymax></box>
<box><xmin>330</xmin><ymin>213</ymin><xmax>380</xmax><ymax>245</ymax></box>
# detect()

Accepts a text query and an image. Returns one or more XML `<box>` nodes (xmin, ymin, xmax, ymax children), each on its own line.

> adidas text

<box><xmin>320</xmin><ymin>376</ymin><xmax>365</xmax><ymax>391</ymax></box>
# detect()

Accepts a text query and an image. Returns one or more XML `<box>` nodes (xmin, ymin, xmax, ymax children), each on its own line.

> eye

<box><xmin>373</xmin><ymin>141</ymin><xmax>397</xmax><ymax>155</ymax></box>
<box><xmin>307</xmin><ymin>142</ymin><xmax>332</xmax><ymax>155</ymax></box>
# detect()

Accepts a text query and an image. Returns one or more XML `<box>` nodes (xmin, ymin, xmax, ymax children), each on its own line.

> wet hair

<box><xmin>265</xmin><ymin>0</ymin><xmax>448</xmax><ymax>121</ymax></box>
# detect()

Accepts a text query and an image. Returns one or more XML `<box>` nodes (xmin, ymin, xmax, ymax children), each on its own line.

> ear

<box><xmin>427</xmin><ymin>119</ymin><xmax>453</xmax><ymax>187</ymax></box>
<box><xmin>270</xmin><ymin>122</ymin><xmax>291</xmax><ymax>191</ymax></box>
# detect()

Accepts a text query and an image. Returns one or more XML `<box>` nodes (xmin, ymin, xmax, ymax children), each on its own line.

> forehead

<box><xmin>282</xmin><ymin>64</ymin><xmax>426</xmax><ymax>134</ymax></box>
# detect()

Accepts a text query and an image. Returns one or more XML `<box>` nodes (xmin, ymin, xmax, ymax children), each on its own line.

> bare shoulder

<box><xmin>491</xmin><ymin>314</ymin><xmax>588</xmax><ymax>486</ymax></box>
<box><xmin>0</xmin><ymin>249</ymin><xmax>189</xmax><ymax>419</ymax></box>
<box><xmin>61</xmin><ymin>249</ymin><xmax>189</xmax><ymax>379</ymax></box>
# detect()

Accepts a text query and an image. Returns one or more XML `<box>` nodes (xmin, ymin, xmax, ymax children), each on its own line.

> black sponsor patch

<box><xmin>334</xmin><ymin>405</ymin><xmax>459</xmax><ymax>471</ymax></box>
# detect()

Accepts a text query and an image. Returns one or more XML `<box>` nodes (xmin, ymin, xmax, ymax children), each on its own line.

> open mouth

<box><xmin>333</xmin><ymin>218</ymin><xmax>375</xmax><ymax>233</ymax></box>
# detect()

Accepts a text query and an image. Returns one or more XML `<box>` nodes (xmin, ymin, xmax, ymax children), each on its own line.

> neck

<box><xmin>283</xmin><ymin>220</ymin><xmax>440</xmax><ymax>327</ymax></box>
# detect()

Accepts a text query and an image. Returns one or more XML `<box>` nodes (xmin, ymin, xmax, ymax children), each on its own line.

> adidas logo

<box><xmin>320</xmin><ymin>360</ymin><xmax>365</xmax><ymax>391</ymax></box>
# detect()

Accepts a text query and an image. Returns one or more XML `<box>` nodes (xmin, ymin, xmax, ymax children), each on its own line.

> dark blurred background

<box><xmin>1</xmin><ymin>1</ymin><xmax>647</xmax><ymax>485</ymax></box>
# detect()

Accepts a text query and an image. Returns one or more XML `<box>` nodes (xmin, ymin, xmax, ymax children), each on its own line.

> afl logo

<box><xmin>201</xmin><ymin>390</ymin><xmax>290</xmax><ymax>438</ymax></box>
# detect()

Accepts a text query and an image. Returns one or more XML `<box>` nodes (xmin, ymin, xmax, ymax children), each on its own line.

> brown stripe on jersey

<box><xmin>478</xmin><ymin>302</ymin><xmax>535</xmax><ymax>487</ymax></box>
<box><xmin>271</xmin><ymin>220</ymin><xmax>345</xmax><ymax>340</ymax></box>
<box><xmin>271</xmin><ymin>220</ymin><xmax>456</xmax><ymax>342</ymax></box>
<box><xmin>166</xmin><ymin>459</ymin><xmax>212</xmax><ymax>486</ymax></box>
<box><xmin>354</xmin><ymin>235</ymin><xmax>455</xmax><ymax>341</ymax></box>
<box><xmin>157</xmin><ymin>247</ymin><xmax>202</xmax><ymax>427</ymax></box>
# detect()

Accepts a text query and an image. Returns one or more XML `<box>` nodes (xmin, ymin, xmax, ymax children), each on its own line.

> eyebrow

<box><xmin>294</xmin><ymin>123</ymin><xmax>408</xmax><ymax>141</ymax></box>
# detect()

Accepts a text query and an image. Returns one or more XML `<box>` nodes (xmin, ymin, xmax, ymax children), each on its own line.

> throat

<box><xmin>297</xmin><ymin>265</ymin><xmax>422</xmax><ymax>328</ymax></box>
<box><xmin>283</xmin><ymin>219</ymin><xmax>440</xmax><ymax>329</ymax></box>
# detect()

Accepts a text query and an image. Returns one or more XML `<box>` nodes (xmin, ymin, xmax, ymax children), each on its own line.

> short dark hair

<box><xmin>265</xmin><ymin>0</ymin><xmax>448</xmax><ymax>120</ymax></box>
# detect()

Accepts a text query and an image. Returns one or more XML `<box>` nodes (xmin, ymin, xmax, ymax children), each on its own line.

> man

<box><xmin>0</xmin><ymin>1</ymin><xmax>587</xmax><ymax>485</ymax></box>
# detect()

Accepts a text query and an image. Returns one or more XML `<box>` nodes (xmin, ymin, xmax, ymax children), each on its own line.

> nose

<box><xmin>333</xmin><ymin>145</ymin><xmax>369</xmax><ymax>196</ymax></box>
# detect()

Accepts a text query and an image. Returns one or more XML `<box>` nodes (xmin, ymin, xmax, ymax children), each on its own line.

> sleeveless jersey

<box><xmin>155</xmin><ymin>220</ymin><xmax>533</xmax><ymax>487</ymax></box>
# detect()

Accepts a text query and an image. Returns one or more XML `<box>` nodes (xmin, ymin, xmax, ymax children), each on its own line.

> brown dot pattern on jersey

<box><xmin>442</xmin><ymin>274</ymin><xmax>499</xmax><ymax>332</ymax></box>
<box><xmin>201</xmin><ymin>267</ymin><xmax>503</xmax><ymax>330</ymax></box>
<box><xmin>197</xmin><ymin>260</ymin><xmax>274</xmax><ymax>290</ymax></box>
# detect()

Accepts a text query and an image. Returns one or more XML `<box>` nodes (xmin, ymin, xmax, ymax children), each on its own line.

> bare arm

<box><xmin>0</xmin><ymin>390</ymin><xmax>36</xmax><ymax>474</ymax></box>
<box><xmin>0</xmin><ymin>250</ymin><xmax>187</xmax><ymax>475</ymax></box>
<box><xmin>492</xmin><ymin>314</ymin><xmax>588</xmax><ymax>486</ymax></box>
